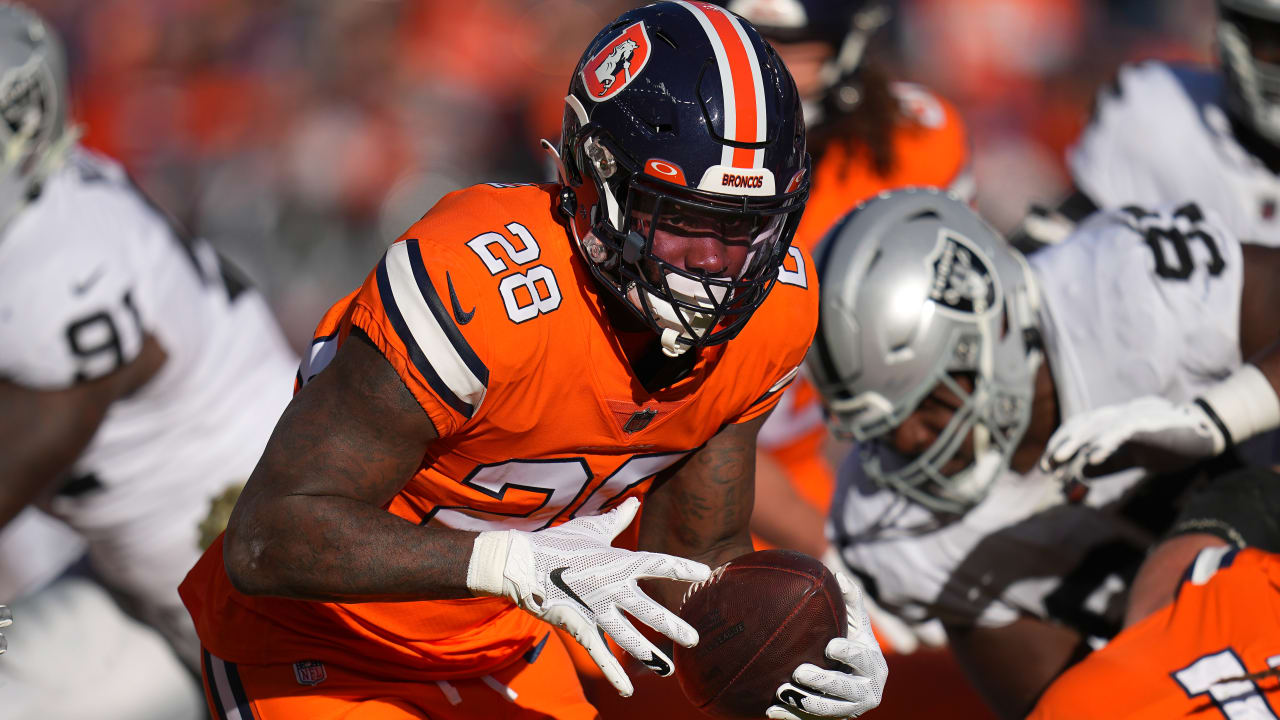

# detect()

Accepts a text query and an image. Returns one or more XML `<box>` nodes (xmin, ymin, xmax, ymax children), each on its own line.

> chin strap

<box><xmin>660</xmin><ymin>328</ymin><xmax>688</xmax><ymax>357</ymax></box>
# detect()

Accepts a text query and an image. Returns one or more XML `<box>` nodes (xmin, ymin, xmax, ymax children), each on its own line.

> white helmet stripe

<box><xmin>674</xmin><ymin>1</ymin><xmax>767</xmax><ymax>169</ymax></box>
<box><xmin>725</xmin><ymin>5</ymin><xmax>768</xmax><ymax>168</ymax></box>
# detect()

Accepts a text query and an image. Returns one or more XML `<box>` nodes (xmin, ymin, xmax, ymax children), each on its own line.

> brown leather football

<box><xmin>674</xmin><ymin>549</ymin><xmax>847</xmax><ymax>719</ymax></box>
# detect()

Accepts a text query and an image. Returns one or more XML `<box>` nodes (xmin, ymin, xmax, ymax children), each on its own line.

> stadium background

<box><xmin>26</xmin><ymin>0</ymin><xmax>1215</xmax><ymax>353</ymax></box>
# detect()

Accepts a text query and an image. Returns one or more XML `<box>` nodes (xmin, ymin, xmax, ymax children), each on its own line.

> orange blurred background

<box><xmin>28</xmin><ymin>0</ymin><xmax>1215</xmax><ymax>352</ymax></box>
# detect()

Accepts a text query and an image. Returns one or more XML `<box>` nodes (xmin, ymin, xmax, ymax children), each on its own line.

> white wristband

<box><xmin>466</xmin><ymin>530</ymin><xmax>511</xmax><ymax>598</ymax></box>
<box><xmin>1199</xmin><ymin>364</ymin><xmax>1280</xmax><ymax>447</ymax></box>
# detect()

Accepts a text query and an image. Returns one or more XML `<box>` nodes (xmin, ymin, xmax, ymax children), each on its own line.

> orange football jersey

<box><xmin>181</xmin><ymin>182</ymin><xmax>818</xmax><ymax>681</ymax></box>
<box><xmin>1029</xmin><ymin>548</ymin><xmax>1280</xmax><ymax>720</ymax></box>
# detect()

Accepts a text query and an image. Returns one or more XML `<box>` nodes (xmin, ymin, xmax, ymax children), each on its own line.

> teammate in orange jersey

<box><xmin>180</xmin><ymin>4</ymin><xmax>888</xmax><ymax>720</ymax></box>
<box><xmin>1029</xmin><ymin>466</ymin><xmax>1280</xmax><ymax>720</ymax></box>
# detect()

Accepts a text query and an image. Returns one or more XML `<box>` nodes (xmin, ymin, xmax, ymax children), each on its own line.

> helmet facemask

<box><xmin>566</xmin><ymin>124</ymin><xmax>808</xmax><ymax>357</ymax></box>
<box><xmin>859</xmin><ymin>318</ymin><xmax>1041</xmax><ymax>515</ymax></box>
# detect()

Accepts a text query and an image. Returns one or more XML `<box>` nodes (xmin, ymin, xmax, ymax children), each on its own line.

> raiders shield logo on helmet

<box><xmin>925</xmin><ymin>228</ymin><xmax>1000</xmax><ymax>316</ymax></box>
<box><xmin>582</xmin><ymin>21</ymin><xmax>652</xmax><ymax>102</ymax></box>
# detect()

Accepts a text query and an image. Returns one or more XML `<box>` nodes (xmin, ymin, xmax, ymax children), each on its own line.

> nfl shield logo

<box><xmin>623</xmin><ymin>408</ymin><xmax>658</xmax><ymax>433</ymax></box>
<box><xmin>293</xmin><ymin>660</ymin><xmax>327</xmax><ymax>686</ymax></box>
<box><xmin>582</xmin><ymin>21</ymin><xmax>652</xmax><ymax>102</ymax></box>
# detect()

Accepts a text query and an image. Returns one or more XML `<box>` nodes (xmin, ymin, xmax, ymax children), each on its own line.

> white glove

<box><xmin>1039</xmin><ymin>396</ymin><xmax>1225</xmax><ymax>487</ymax></box>
<box><xmin>0</xmin><ymin>605</ymin><xmax>10</xmax><ymax>654</ymax></box>
<box><xmin>821</xmin><ymin>547</ymin><xmax>945</xmax><ymax>655</ymax></box>
<box><xmin>766</xmin><ymin>572</ymin><xmax>888</xmax><ymax>720</ymax></box>
<box><xmin>466</xmin><ymin>497</ymin><xmax>710</xmax><ymax>697</ymax></box>
<box><xmin>1041</xmin><ymin>366</ymin><xmax>1280</xmax><ymax>490</ymax></box>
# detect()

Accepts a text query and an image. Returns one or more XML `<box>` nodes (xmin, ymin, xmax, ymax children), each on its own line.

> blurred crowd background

<box><xmin>27</xmin><ymin>0</ymin><xmax>1215</xmax><ymax>351</ymax></box>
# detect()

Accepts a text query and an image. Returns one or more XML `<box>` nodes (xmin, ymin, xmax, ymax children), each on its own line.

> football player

<box><xmin>807</xmin><ymin>188</ymin><xmax>1280</xmax><ymax>718</ymax></box>
<box><xmin>0</xmin><ymin>2</ymin><xmax>296</xmax><ymax>716</ymax></box>
<box><xmin>180</xmin><ymin>4</ymin><xmax>886</xmax><ymax>720</ymax></box>
<box><xmin>1026</xmin><ymin>0</ymin><xmax>1280</xmax><ymax>247</ymax></box>
<box><xmin>1028</xmin><ymin>466</ymin><xmax>1280</xmax><ymax>719</ymax></box>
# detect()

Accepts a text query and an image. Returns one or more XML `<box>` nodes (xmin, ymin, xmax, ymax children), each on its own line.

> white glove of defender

<box><xmin>820</xmin><ymin>548</ymin><xmax>946</xmax><ymax>655</ymax></box>
<box><xmin>1039</xmin><ymin>396</ymin><xmax>1225</xmax><ymax>486</ymax></box>
<box><xmin>1040</xmin><ymin>365</ymin><xmax>1280</xmax><ymax>491</ymax></box>
<box><xmin>767</xmin><ymin>572</ymin><xmax>888</xmax><ymax>720</ymax></box>
<box><xmin>466</xmin><ymin>497</ymin><xmax>710</xmax><ymax>697</ymax></box>
<box><xmin>0</xmin><ymin>605</ymin><xmax>10</xmax><ymax>654</ymax></box>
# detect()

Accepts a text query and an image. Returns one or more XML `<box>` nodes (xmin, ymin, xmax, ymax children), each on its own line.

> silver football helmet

<box><xmin>806</xmin><ymin>189</ymin><xmax>1043</xmax><ymax>513</ymax></box>
<box><xmin>0</xmin><ymin>3</ymin><xmax>74</xmax><ymax>231</ymax></box>
<box><xmin>1218</xmin><ymin>0</ymin><xmax>1280</xmax><ymax>144</ymax></box>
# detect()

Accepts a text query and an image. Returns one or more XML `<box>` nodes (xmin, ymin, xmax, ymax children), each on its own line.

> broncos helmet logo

<box><xmin>582</xmin><ymin>22</ymin><xmax>652</xmax><ymax>102</ymax></box>
<box><xmin>595</xmin><ymin>39</ymin><xmax>638</xmax><ymax>94</ymax></box>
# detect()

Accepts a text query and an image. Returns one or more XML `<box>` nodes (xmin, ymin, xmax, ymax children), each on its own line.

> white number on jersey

<box><xmin>1121</xmin><ymin>203</ymin><xmax>1225</xmax><ymax>280</ymax></box>
<box><xmin>64</xmin><ymin>290</ymin><xmax>145</xmax><ymax>382</ymax></box>
<box><xmin>1173</xmin><ymin>649</ymin><xmax>1280</xmax><ymax>719</ymax></box>
<box><xmin>424</xmin><ymin>452</ymin><xmax>691</xmax><ymax>532</ymax></box>
<box><xmin>465</xmin><ymin>222</ymin><xmax>562</xmax><ymax>323</ymax></box>
<box><xmin>776</xmin><ymin>246</ymin><xmax>807</xmax><ymax>288</ymax></box>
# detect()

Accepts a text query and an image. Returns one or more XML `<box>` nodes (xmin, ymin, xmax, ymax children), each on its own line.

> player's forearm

<box><xmin>638</xmin><ymin>422</ymin><xmax>761</xmax><ymax>607</ymax></box>
<box><xmin>223</xmin><ymin>493</ymin><xmax>477</xmax><ymax>602</ymax></box>
<box><xmin>749</xmin><ymin>450</ymin><xmax>828</xmax><ymax>558</ymax></box>
<box><xmin>0</xmin><ymin>379</ymin><xmax>114</xmax><ymax>529</ymax></box>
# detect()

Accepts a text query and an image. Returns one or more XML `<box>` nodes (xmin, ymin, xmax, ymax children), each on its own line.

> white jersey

<box><xmin>831</xmin><ymin>204</ymin><xmax>1253</xmax><ymax>633</ymax></box>
<box><xmin>0</xmin><ymin>147</ymin><xmax>296</xmax><ymax>663</ymax></box>
<box><xmin>1069</xmin><ymin>61</ymin><xmax>1280</xmax><ymax>246</ymax></box>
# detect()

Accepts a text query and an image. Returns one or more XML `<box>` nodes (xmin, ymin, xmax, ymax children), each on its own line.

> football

<box><xmin>674</xmin><ymin>549</ymin><xmax>847</xmax><ymax>718</ymax></box>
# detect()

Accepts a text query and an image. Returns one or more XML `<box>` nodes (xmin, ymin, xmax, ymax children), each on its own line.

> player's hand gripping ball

<box><xmin>674</xmin><ymin>550</ymin><xmax>848</xmax><ymax>718</ymax></box>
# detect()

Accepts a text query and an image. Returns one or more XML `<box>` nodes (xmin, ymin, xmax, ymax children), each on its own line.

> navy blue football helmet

<box><xmin>712</xmin><ymin>0</ymin><xmax>890</xmax><ymax>124</ymax></box>
<box><xmin>551</xmin><ymin>1</ymin><xmax>809</xmax><ymax>357</ymax></box>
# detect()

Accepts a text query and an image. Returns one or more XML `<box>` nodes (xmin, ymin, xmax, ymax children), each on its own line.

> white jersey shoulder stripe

<box><xmin>674</xmin><ymin>1</ymin><xmax>766</xmax><ymax>168</ymax></box>
<box><xmin>376</xmin><ymin>241</ymin><xmax>488</xmax><ymax>418</ymax></box>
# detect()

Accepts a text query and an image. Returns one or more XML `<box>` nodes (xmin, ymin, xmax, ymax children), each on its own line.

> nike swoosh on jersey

<box><xmin>72</xmin><ymin>266</ymin><xmax>105</xmax><ymax>295</ymax></box>
<box><xmin>446</xmin><ymin>271</ymin><xmax>475</xmax><ymax>325</ymax></box>
<box><xmin>549</xmin><ymin>567</ymin><xmax>592</xmax><ymax>612</ymax></box>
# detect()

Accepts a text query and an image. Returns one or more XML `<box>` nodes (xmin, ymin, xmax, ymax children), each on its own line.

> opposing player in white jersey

<box><xmin>1041</xmin><ymin>0</ymin><xmax>1280</xmax><ymax>247</ymax></box>
<box><xmin>0</xmin><ymin>4</ymin><xmax>296</xmax><ymax>717</ymax></box>
<box><xmin>806</xmin><ymin>188</ymin><xmax>1280</xmax><ymax>719</ymax></box>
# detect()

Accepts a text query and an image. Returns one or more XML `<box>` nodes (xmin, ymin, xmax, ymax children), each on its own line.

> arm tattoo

<box><xmin>641</xmin><ymin>416</ymin><xmax>767</xmax><ymax>568</ymax></box>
